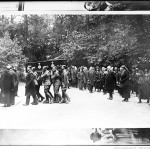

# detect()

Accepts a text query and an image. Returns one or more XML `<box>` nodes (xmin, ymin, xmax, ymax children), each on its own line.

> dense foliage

<box><xmin>0</xmin><ymin>14</ymin><xmax>150</xmax><ymax>70</ymax></box>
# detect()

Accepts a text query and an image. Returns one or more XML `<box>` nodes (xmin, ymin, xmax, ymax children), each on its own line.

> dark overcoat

<box><xmin>77</xmin><ymin>71</ymin><xmax>84</xmax><ymax>90</ymax></box>
<box><xmin>1</xmin><ymin>69</ymin><xmax>15</xmax><ymax>105</ymax></box>
<box><xmin>105</xmin><ymin>71</ymin><xmax>116</xmax><ymax>92</ymax></box>
<box><xmin>25</xmin><ymin>70</ymin><xmax>36</xmax><ymax>95</ymax></box>
<box><xmin>120</xmin><ymin>70</ymin><xmax>131</xmax><ymax>99</ymax></box>
<box><xmin>88</xmin><ymin>70</ymin><xmax>95</xmax><ymax>85</ymax></box>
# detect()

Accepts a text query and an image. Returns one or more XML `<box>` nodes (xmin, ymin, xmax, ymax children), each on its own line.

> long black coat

<box><xmin>1</xmin><ymin>69</ymin><xmax>15</xmax><ymax>104</ymax></box>
<box><xmin>105</xmin><ymin>71</ymin><xmax>116</xmax><ymax>92</ymax></box>
<box><xmin>88</xmin><ymin>70</ymin><xmax>95</xmax><ymax>85</ymax></box>
<box><xmin>120</xmin><ymin>70</ymin><xmax>131</xmax><ymax>99</ymax></box>
<box><xmin>25</xmin><ymin>70</ymin><xmax>36</xmax><ymax>95</ymax></box>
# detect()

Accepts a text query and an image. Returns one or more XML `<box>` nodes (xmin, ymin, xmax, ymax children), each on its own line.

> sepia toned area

<box><xmin>0</xmin><ymin>129</ymin><xmax>150</xmax><ymax>145</ymax></box>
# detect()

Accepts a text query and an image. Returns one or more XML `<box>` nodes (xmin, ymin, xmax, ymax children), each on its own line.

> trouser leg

<box><xmin>11</xmin><ymin>90</ymin><xmax>15</xmax><ymax>105</ymax></box>
<box><xmin>109</xmin><ymin>92</ymin><xmax>113</xmax><ymax>100</ymax></box>
<box><xmin>44</xmin><ymin>85</ymin><xmax>52</xmax><ymax>102</ymax></box>
<box><xmin>32</xmin><ymin>94</ymin><xmax>38</xmax><ymax>104</ymax></box>
<box><xmin>26</xmin><ymin>94</ymin><xmax>30</xmax><ymax>105</ymax></box>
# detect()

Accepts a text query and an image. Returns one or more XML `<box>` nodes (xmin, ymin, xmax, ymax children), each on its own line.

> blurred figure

<box><xmin>71</xmin><ymin>66</ymin><xmax>77</xmax><ymax>88</ymax></box>
<box><xmin>135</xmin><ymin>68</ymin><xmax>140</xmax><ymax>97</ymax></box>
<box><xmin>120</xmin><ymin>65</ymin><xmax>131</xmax><ymax>102</ymax></box>
<box><xmin>88</xmin><ymin>67</ymin><xmax>95</xmax><ymax>93</ymax></box>
<box><xmin>145</xmin><ymin>69</ymin><xmax>148</xmax><ymax>78</ymax></box>
<box><xmin>60</xmin><ymin>65</ymin><xmax>70</xmax><ymax>104</ymax></box>
<box><xmin>94</xmin><ymin>67</ymin><xmax>101</xmax><ymax>92</ymax></box>
<box><xmin>130</xmin><ymin>68</ymin><xmax>136</xmax><ymax>94</ymax></box>
<box><xmin>138</xmin><ymin>70</ymin><xmax>150</xmax><ymax>103</ymax></box>
<box><xmin>51</xmin><ymin>66</ymin><xmax>62</xmax><ymax>103</ymax></box>
<box><xmin>41</xmin><ymin>66</ymin><xmax>53</xmax><ymax>104</ymax></box>
<box><xmin>77</xmin><ymin>67</ymin><xmax>84</xmax><ymax>90</ymax></box>
<box><xmin>105</xmin><ymin>66</ymin><xmax>116</xmax><ymax>100</ymax></box>
<box><xmin>83</xmin><ymin>67</ymin><xmax>89</xmax><ymax>90</ymax></box>
<box><xmin>33</xmin><ymin>67</ymin><xmax>45</xmax><ymax>103</ymax></box>
<box><xmin>13</xmin><ymin>66</ymin><xmax>19</xmax><ymax>97</ymax></box>
<box><xmin>1</xmin><ymin>65</ymin><xmax>15</xmax><ymax>107</ymax></box>
<box><xmin>24</xmin><ymin>66</ymin><xmax>38</xmax><ymax>106</ymax></box>
<box><xmin>67</xmin><ymin>67</ymin><xmax>72</xmax><ymax>89</ymax></box>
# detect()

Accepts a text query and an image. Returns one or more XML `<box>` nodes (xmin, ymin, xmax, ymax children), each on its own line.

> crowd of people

<box><xmin>0</xmin><ymin>63</ymin><xmax>150</xmax><ymax>107</ymax></box>
<box><xmin>0</xmin><ymin>63</ymin><xmax>71</xmax><ymax>107</ymax></box>
<box><xmin>66</xmin><ymin>65</ymin><xmax>150</xmax><ymax>103</ymax></box>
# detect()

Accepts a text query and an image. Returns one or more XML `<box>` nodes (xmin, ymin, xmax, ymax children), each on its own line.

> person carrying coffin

<box><xmin>24</xmin><ymin>66</ymin><xmax>38</xmax><ymax>106</ymax></box>
<box><xmin>41</xmin><ymin>66</ymin><xmax>53</xmax><ymax>104</ymax></box>
<box><xmin>59</xmin><ymin>65</ymin><xmax>70</xmax><ymax>104</ymax></box>
<box><xmin>51</xmin><ymin>65</ymin><xmax>62</xmax><ymax>103</ymax></box>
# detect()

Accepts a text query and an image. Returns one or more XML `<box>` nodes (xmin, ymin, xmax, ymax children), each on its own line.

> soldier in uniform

<box><xmin>51</xmin><ymin>65</ymin><xmax>62</xmax><ymax>103</ymax></box>
<box><xmin>59</xmin><ymin>65</ymin><xmax>70</xmax><ymax>104</ymax></box>
<box><xmin>71</xmin><ymin>66</ymin><xmax>77</xmax><ymax>88</ymax></box>
<box><xmin>88</xmin><ymin>67</ymin><xmax>95</xmax><ymax>93</ymax></box>
<box><xmin>94</xmin><ymin>67</ymin><xmax>101</xmax><ymax>92</ymax></box>
<box><xmin>41</xmin><ymin>66</ymin><xmax>53</xmax><ymax>104</ymax></box>
<box><xmin>120</xmin><ymin>65</ymin><xmax>131</xmax><ymax>102</ymax></box>
<box><xmin>101</xmin><ymin>67</ymin><xmax>107</xmax><ymax>95</ymax></box>
<box><xmin>77</xmin><ymin>67</ymin><xmax>84</xmax><ymax>90</ymax></box>
<box><xmin>24</xmin><ymin>66</ymin><xmax>38</xmax><ymax>106</ymax></box>
<box><xmin>83</xmin><ymin>67</ymin><xmax>89</xmax><ymax>90</ymax></box>
<box><xmin>1</xmin><ymin>65</ymin><xmax>15</xmax><ymax>107</ymax></box>
<box><xmin>36</xmin><ymin>73</ymin><xmax>45</xmax><ymax>102</ymax></box>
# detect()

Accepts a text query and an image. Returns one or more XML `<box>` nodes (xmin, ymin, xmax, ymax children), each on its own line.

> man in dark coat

<box><xmin>120</xmin><ymin>65</ymin><xmax>131</xmax><ymax>102</ymax></box>
<box><xmin>9</xmin><ymin>66</ymin><xmax>19</xmax><ymax>105</ymax></box>
<box><xmin>105</xmin><ymin>66</ymin><xmax>116</xmax><ymax>100</ymax></box>
<box><xmin>1</xmin><ymin>65</ymin><xmax>15</xmax><ymax>107</ymax></box>
<box><xmin>88</xmin><ymin>67</ymin><xmax>95</xmax><ymax>93</ymax></box>
<box><xmin>24</xmin><ymin>66</ymin><xmax>38</xmax><ymax>106</ymax></box>
<box><xmin>77</xmin><ymin>67</ymin><xmax>84</xmax><ymax>90</ymax></box>
<box><xmin>83</xmin><ymin>67</ymin><xmax>89</xmax><ymax>90</ymax></box>
<box><xmin>12</xmin><ymin>66</ymin><xmax>19</xmax><ymax>97</ymax></box>
<box><xmin>94</xmin><ymin>67</ymin><xmax>101</xmax><ymax>92</ymax></box>
<box><xmin>101</xmin><ymin>67</ymin><xmax>107</xmax><ymax>94</ymax></box>
<box><xmin>71</xmin><ymin>66</ymin><xmax>77</xmax><ymax>88</ymax></box>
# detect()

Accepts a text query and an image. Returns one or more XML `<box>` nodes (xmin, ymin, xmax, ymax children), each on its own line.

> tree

<box><xmin>0</xmin><ymin>31</ymin><xmax>24</xmax><ymax>69</ymax></box>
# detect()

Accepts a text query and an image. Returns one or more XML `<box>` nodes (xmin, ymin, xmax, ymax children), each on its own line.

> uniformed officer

<box><xmin>41</xmin><ymin>66</ymin><xmax>53</xmax><ymax>104</ymax></box>
<box><xmin>59</xmin><ymin>65</ymin><xmax>70</xmax><ymax>104</ymax></box>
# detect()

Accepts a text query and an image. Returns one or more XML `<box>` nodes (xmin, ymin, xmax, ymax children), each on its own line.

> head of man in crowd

<box><xmin>27</xmin><ymin>66</ymin><xmax>33</xmax><ymax>73</ymax></box>
<box><xmin>42</xmin><ymin>66</ymin><xmax>48</xmax><ymax>72</ymax></box>
<box><xmin>52</xmin><ymin>65</ymin><xmax>56</xmax><ymax>72</ymax></box>
<box><xmin>102</xmin><ymin>67</ymin><xmax>106</xmax><ymax>72</ymax></box>
<box><xmin>107</xmin><ymin>65</ymin><xmax>112</xmax><ymax>72</ymax></box>
<box><xmin>32</xmin><ymin>67</ymin><xmax>36</xmax><ymax>72</ymax></box>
